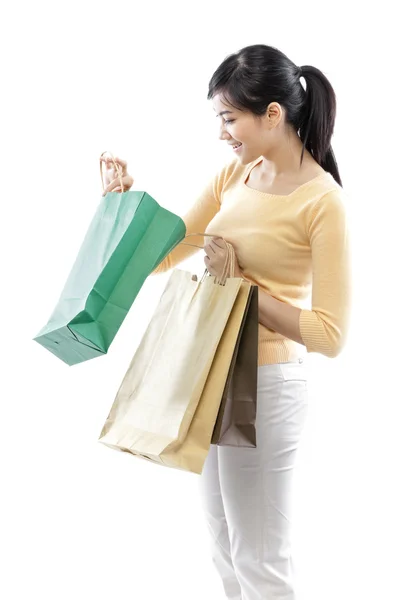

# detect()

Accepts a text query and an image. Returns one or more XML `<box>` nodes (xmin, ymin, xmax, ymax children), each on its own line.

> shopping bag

<box><xmin>98</xmin><ymin>267</ymin><xmax>243</xmax><ymax>460</ymax></box>
<box><xmin>33</xmin><ymin>154</ymin><xmax>186</xmax><ymax>366</ymax></box>
<box><xmin>98</xmin><ymin>268</ymin><xmax>250</xmax><ymax>473</ymax></box>
<box><xmin>211</xmin><ymin>285</ymin><xmax>258</xmax><ymax>447</ymax></box>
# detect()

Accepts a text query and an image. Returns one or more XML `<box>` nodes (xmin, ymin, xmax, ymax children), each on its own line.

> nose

<box><xmin>218</xmin><ymin>121</ymin><xmax>232</xmax><ymax>142</ymax></box>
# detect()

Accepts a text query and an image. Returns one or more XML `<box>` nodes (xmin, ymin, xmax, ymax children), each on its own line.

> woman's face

<box><xmin>212</xmin><ymin>93</ymin><xmax>275</xmax><ymax>164</ymax></box>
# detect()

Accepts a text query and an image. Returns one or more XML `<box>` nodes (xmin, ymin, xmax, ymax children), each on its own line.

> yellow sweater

<box><xmin>154</xmin><ymin>157</ymin><xmax>351</xmax><ymax>365</ymax></box>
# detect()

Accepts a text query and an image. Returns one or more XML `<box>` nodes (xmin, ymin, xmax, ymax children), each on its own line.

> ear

<box><xmin>266</xmin><ymin>102</ymin><xmax>284</xmax><ymax>128</ymax></box>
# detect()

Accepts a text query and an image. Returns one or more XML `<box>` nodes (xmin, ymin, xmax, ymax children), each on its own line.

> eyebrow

<box><xmin>215</xmin><ymin>110</ymin><xmax>233</xmax><ymax>117</ymax></box>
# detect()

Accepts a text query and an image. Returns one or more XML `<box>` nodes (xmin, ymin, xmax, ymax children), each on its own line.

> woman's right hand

<box><xmin>100</xmin><ymin>156</ymin><xmax>134</xmax><ymax>196</ymax></box>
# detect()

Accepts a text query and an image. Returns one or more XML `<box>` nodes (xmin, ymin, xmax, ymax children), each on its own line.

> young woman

<box><xmin>102</xmin><ymin>44</ymin><xmax>351</xmax><ymax>600</ymax></box>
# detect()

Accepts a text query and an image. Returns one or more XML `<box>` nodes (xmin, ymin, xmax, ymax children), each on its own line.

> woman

<box><xmin>102</xmin><ymin>44</ymin><xmax>351</xmax><ymax>600</ymax></box>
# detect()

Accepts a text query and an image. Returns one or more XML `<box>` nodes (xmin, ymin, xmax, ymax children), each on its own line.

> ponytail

<box><xmin>299</xmin><ymin>65</ymin><xmax>342</xmax><ymax>186</ymax></box>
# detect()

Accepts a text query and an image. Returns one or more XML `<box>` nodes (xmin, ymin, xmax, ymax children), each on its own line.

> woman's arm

<box><xmin>298</xmin><ymin>191</ymin><xmax>351</xmax><ymax>357</ymax></box>
<box><xmin>153</xmin><ymin>181</ymin><xmax>220</xmax><ymax>274</ymax></box>
<box><xmin>257</xmin><ymin>293</ymin><xmax>303</xmax><ymax>345</ymax></box>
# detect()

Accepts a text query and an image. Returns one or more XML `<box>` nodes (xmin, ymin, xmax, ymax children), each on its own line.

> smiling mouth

<box><xmin>232</xmin><ymin>143</ymin><xmax>242</xmax><ymax>150</ymax></box>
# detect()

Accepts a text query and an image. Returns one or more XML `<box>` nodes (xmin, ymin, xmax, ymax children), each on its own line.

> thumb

<box><xmin>102</xmin><ymin>177</ymin><xmax>121</xmax><ymax>196</ymax></box>
<box><xmin>102</xmin><ymin>174</ymin><xmax>134</xmax><ymax>196</ymax></box>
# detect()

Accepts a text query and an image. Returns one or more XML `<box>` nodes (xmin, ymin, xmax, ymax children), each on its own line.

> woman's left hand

<box><xmin>204</xmin><ymin>237</ymin><xmax>242</xmax><ymax>279</ymax></box>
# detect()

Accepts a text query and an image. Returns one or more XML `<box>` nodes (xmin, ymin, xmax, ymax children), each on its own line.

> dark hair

<box><xmin>207</xmin><ymin>44</ymin><xmax>342</xmax><ymax>187</ymax></box>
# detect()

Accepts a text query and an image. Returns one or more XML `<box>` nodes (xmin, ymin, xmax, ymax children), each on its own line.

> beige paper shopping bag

<box><xmin>98</xmin><ymin>268</ymin><xmax>242</xmax><ymax>466</ymax></box>
<box><xmin>160</xmin><ymin>278</ymin><xmax>252</xmax><ymax>473</ymax></box>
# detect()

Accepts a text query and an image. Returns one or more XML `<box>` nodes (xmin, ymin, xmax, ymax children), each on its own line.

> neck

<box><xmin>260</xmin><ymin>131</ymin><xmax>313</xmax><ymax>179</ymax></box>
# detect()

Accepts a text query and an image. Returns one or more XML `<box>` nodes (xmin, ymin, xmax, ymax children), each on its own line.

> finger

<box><xmin>204</xmin><ymin>256</ymin><xmax>215</xmax><ymax>276</ymax></box>
<box><xmin>209</xmin><ymin>241</ymin><xmax>221</xmax><ymax>253</ymax></box>
<box><xmin>114</xmin><ymin>157</ymin><xmax>127</xmax><ymax>168</ymax></box>
<box><xmin>103</xmin><ymin>179</ymin><xmax>117</xmax><ymax>195</ymax></box>
<box><xmin>105</xmin><ymin>157</ymin><xmax>128</xmax><ymax>175</ymax></box>
<box><xmin>103</xmin><ymin>175</ymin><xmax>132</xmax><ymax>195</ymax></box>
<box><xmin>212</xmin><ymin>237</ymin><xmax>225</xmax><ymax>249</ymax></box>
<box><xmin>102</xmin><ymin>177</ymin><xmax>123</xmax><ymax>195</ymax></box>
<box><xmin>206</xmin><ymin>243</ymin><xmax>216</xmax><ymax>254</ymax></box>
<box><xmin>100</xmin><ymin>157</ymin><xmax>125</xmax><ymax>176</ymax></box>
<box><xmin>101</xmin><ymin>161</ymin><xmax>132</xmax><ymax>189</ymax></box>
<box><xmin>101</xmin><ymin>157</ymin><xmax>117</xmax><ymax>166</ymax></box>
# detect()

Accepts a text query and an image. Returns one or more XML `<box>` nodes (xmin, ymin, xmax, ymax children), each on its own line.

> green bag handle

<box><xmin>100</xmin><ymin>151</ymin><xmax>125</xmax><ymax>193</ymax></box>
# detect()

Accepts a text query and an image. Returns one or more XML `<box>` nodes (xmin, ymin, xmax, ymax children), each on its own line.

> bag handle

<box><xmin>100</xmin><ymin>151</ymin><xmax>124</xmax><ymax>193</ymax></box>
<box><xmin>181</xmin><ymin>233</ymin><xmax>236</xmax><ymax>285</ymax></box>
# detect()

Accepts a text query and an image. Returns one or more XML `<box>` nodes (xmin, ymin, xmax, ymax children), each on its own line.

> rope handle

<box><xmin>100</xmin><ymin>151</ymin><xmax>124</xmax><ymax>193</ymax></box>
<box><xmin>181</xmin><ymin>233</ymin><xmax>237</xmax><ymax>285</ymax></box>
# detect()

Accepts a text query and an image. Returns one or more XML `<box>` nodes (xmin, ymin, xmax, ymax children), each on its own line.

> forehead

<box><xmin>212</xmin><ymin>93</ymin><xmax>236</xmax><ymax>116</ymax></box>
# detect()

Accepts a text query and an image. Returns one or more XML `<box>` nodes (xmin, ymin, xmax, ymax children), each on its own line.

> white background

<box><xmin>1</xmin><ymin>1</ymin><xmax>399</xmax><ymax>599</ymax></box>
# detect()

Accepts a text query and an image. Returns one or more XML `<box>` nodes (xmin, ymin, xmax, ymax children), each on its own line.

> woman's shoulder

<box><xmin>303</xmin><ymin>173</ymin><xmax>349</xmax><ymax>232</ymax></box>
<box><xmin>304</xmin><ymin>167</ymin><xmax>346</xmax><ymax>202</ymax></box>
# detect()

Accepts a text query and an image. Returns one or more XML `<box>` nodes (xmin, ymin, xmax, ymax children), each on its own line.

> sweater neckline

<box><xmin>241</xmin><ymin>157</ymin><xmax>330</xmax><ymax>198</ymax></box>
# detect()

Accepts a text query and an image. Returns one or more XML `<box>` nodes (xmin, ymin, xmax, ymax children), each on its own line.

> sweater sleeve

<box><xmin>153</xmin><ymin>161</ymin><xmax>234</xmax><ymax>274</ymax></box>
<box><xmin>299</xmin><ymin>190</ymin><xmax>351</xmax><ymax>358</ymax></box>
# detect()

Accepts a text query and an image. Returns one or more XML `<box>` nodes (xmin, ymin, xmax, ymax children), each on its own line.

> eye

<box><xmin>224</xmin><ymin>119</ymin><xmax>235</xmax><ymax>125</ymax></box>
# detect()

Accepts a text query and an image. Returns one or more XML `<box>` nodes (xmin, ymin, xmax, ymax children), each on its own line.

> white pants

<box><xmin>198</xmin><ymin>360</ymin><xmax>309</xmax><ymax>600</ymax></box>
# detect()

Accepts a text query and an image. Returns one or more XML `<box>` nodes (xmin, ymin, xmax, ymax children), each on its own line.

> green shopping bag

<box><xmin>34</xmin><ymin>189</ymin><xmax>186</xmax><ymax>366</ymax></box>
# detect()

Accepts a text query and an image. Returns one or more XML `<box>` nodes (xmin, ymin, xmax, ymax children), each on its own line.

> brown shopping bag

<box><xmin>211</xmin><ymin>284</ymin><xmax>258</xmax><ymax>448</ymax></box>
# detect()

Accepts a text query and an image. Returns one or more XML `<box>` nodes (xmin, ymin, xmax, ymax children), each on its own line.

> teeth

<box><xmin>233</xmin><ymin>143</ymin><xmax>242</xmax><ymax>149</ymax></box>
